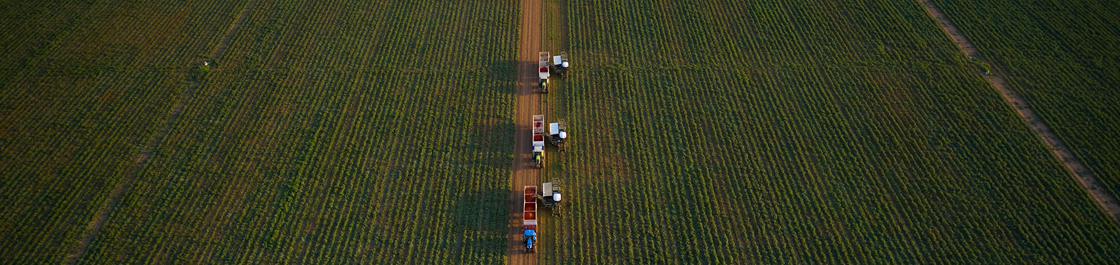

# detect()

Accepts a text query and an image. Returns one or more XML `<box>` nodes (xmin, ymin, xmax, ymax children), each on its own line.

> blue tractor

<box><xmin>523</xmin><ymin>229</ymin><xmax>537</xmax><ymax>253</ymax></box>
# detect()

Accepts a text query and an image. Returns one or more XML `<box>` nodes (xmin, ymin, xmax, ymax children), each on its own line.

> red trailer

<box><xmin>523</xmin><ymin>186</ymin><xmax>538</xmax><ymax>230</ymax></box>
<box><xmin>538</xmin><ymin>52</ymin><xmax>551</xmax><ymax>93</ymax></box>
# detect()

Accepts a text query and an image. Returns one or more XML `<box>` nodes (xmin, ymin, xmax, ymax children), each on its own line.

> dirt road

<box><xmin>508</xmin><ymin>0</ymin><xmax>543</xmax><ymax>262</ymax></box>
<box><xmin>917</xmin><ymin>0</ymin><xmax>1120</xmax><ymax>221</ymax></box>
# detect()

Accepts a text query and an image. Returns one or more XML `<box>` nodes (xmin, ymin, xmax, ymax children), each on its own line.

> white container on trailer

<box><xmin>538</xmin><ymin>52</ymin><xmax>551</xmax><ymax>80</ymax></box>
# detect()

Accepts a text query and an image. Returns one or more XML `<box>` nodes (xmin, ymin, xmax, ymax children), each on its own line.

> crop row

<box><xmin>3</xmin><ymin>0</ymin><xmax>519</xmax><ymax>263</ymax></box>
<box><xmin>543</xmin><ymin>0</ymin><xmax>1120</xmax><ymax>263</ymax></box>
<box><xmin>0</xmin><ymin>0</ymin><xmax>253</xmax><ymax>263</ymax></box>
<box><xmin>933</xmin><ymin>0</ymin><xmax>1120</xmax><ymax>209</ymax></box>
<box><xmin>72</xmin><ymin>0</ymin><xmax>520</xmax><ymax>263</ymax></box>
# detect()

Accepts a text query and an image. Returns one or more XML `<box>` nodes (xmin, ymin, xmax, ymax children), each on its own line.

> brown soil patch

<box><xmin>508</xmin><ymin>0</ymin><xmax>543</xmax><ymax>263</ymax></box>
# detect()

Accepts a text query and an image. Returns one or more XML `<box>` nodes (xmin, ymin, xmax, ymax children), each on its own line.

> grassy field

<box><xmin>540</xmin><ymin>0</ymin><xmax>1120</xmax><ymax>263</ymax></box>
<box><xmin>0</xmin><ymin>0</ymin><xmax>517</xmax><ymax>263</ymax></box>
<box><xmin>933</xmin><ymin>0</ymin><xmax>1120</xmax><ymax>207</ymax></box>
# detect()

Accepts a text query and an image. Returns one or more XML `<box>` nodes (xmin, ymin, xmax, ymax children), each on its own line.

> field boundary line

<box><xmin>62</xmin><ymin>1</ymin><xmax>261</xmax><ymax>263</ymax></box>
<box><xmin>917</xmin><ymin>0</ymin><xmax>1120</xmax><ymax>221</ymax></box>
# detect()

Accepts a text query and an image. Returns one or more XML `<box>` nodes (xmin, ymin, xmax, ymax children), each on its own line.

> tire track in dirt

<box><xmin>509</xmin><ymin>0</ymin><xmax>542</xmax><ymax>263</ymax></box>
<box><xmin>63</xmin><ymin>1</ymin><xmax>260</xmax><ymax>264</ymax></box>
<box><xmin>209</xmin><ymin>0</ymin><xmax>258</xmax><ymax>61</ymax></box>
<box><xmin>917</xmin><ymin>0</ymin><xmax>1120</xmax><ymax>222</ymax></box>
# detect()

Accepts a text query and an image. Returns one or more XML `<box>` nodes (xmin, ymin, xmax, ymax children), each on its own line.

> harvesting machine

<box><xmin>533</xmin><ymin>178</ymin><xmax>563</xmax><ymax>214</ymax></box>
<box><xmin>550</xmin><ymin>52</ymin><xmax>570</xmax><ymax>78</ymax></box>
<box><xmin>548</xmin><ymin>120</ymin><xmax>567</xmax><ymax>150</ymax></box>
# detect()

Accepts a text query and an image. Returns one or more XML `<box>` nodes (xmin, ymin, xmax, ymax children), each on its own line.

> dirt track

<box><xmin>61</xmin><ymin>2</ymin><xmax>262</xmax><ymax>264</ymax></box>
<box><xmin>508</xmin><ymin>0</ymin><xmax>543</xmax><ymax>263</ymax></box>
<box><xmin>917</xmin><ymin>0</ymin><xmax>1120</xmax><ymax>221</ymax></box>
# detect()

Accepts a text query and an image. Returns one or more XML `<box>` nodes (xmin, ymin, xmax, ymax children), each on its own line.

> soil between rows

<box><xmin>508</xmin><ymin>0</ymin><xmax>543</xmax><ymax>263</ymax></box>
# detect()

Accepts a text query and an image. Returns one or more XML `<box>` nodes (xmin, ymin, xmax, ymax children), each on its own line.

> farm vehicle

<box><xmin>532</xmin><ymin>115</ymin><xmax>546</xmax><ymax>168</ymax></box>
<box><xmin>522</xmin><ymin>180</ymin><xmax>563</xmax><ymax>253</ymax></box>
<box><xmin>538</xmin><ymin>52</ymin><xmax>550</xmax><ymax>93</ymax></box>
<box><xmin>550</xmin><ymin>52</ymin><xmax>570</xmax><ymax>78</ymax></box>
<box><xmin>522</xmin><ymin>53</ymin><xmax>572</xmax><ymax>253</ymax></box>
<box><xmin>537</xmin><ymin>51</ymin><xmax>570</xmax><ymax>94</ymax></box>
<box><xmin>548</xmin><ymin>120</ymin><xmax>567</xmax><ymax>150</ymax></box>
<box><xmin>532</xmin><ymin>179</ymin><xmax>563</xmax><ymax>213</ymax></box>
<box><xmin>523</xmin><ymin>186</ymin><xmax>538</xmax><ymax>253</ymax></box>
<box><xmin>523</xmin><ymin>229</ymin><xmax>536</xmax><ymax>253</ymax></box>
<box><xmin>532</xmin><ymin>116</ymin><xmax>570</xmax><ymax>167</ymax></box>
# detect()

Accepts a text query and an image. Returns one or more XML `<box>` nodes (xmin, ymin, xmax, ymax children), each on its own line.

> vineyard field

<box><xmin>0</xmin><ymin>0</ymin><xmax>254</xmax><ymax>262</ymax></box>
<box><xmin>540</xmin><ymin>0</ymin><xmax>1120</xmax><ymax>263</ymax></box>
<box><xmin>933</xmin><ymin>0</ymin><xmax>1120</xmax><ymax>210</ymax></box>
<box><xmin>5</xmin><ymin>0</ymin><xmax>1120</xmax><ymax>263</ymax></box>
<box><xmin>0</xmin><ymin>0</ymin><xmax>518</xmax><ymax>263</ymax></box>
